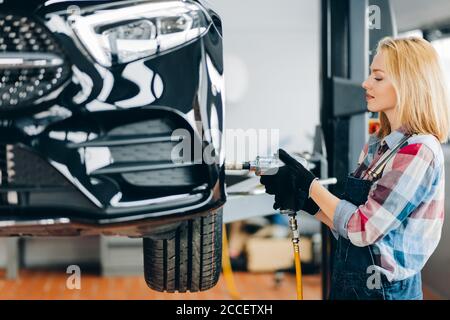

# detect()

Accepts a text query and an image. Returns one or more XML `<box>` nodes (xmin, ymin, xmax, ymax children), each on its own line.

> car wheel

<box><xmin>143</xmin><ymin>209</ymin><xmax>223</xmax><ymax>293</ymax></box>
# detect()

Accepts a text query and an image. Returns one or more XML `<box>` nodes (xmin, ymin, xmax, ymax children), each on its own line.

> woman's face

<box><xmin>362</xmin><ymin>51</ymin><xmax>397</xmax><ymax>114</ymax></box>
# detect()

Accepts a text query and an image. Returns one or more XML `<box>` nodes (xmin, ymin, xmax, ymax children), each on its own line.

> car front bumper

<box><xmin>0</xmin><ymin>1</ymin><xmax>226</xmax><ymax>233</ymax></box>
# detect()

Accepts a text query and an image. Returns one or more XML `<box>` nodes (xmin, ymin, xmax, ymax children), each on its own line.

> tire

<box><xmin>143</xmin><ymin>209</ymin><xmax>223</xmax><ymax>293</ymax></box>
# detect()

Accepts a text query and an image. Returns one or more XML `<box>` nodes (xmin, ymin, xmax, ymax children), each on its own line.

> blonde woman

<box><xmin>261</xmin><ymin>37</ymin><xmax>449</xmax><ymax>300</ymax></box>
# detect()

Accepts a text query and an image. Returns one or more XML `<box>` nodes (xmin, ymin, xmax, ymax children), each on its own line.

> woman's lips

<box><xmin>366</xmin><ymin>94</ymin><xmax>375</xmax><ymax>101</ymax></box>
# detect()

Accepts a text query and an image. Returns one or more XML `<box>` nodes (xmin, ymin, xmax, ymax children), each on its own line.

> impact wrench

<box><xmin>226</xmin><ymin>155</ymin><xmax>337</xmax><ymax>300</ymax></box>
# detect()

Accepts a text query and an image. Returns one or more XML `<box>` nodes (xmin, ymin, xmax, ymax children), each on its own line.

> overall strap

<box><xmin>364</xmin><ymin>134</ymin><xmax>412</xmax><ymax>181</ymax></box>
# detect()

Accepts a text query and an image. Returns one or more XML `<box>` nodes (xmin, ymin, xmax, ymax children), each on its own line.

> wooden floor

<box><xmin>0</xmin><ymin>269</ymin><xmax>322</xmax><ymax>300</ymax></box>
<box><xmin>0</xmin><ymin>269</ymin><xmax>442</xmax><ymax>300</ymax></box>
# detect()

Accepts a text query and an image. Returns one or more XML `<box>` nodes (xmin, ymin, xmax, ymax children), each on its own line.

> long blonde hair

<box><xmin>376</xmin><ymin>37</ymin><xmax>450</xmax><ymax>143</ymax></box>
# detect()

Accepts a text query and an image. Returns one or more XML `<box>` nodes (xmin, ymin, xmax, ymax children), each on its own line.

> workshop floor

<box><xmin>0</xmin><ymin>269</ymin><xmax>442</xmax><ymax>300</ymax></box>
<box><xmin>0</xmin><ymin>269</ymin><xmax>321</xmax><ymax>300</ymax></box>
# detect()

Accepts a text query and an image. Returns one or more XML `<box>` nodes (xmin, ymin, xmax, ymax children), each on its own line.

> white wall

<box><xmin>0</xmin><ymin>237</ymin><xmax>100</xmax><ymax>269</ymax></box>
<box><xmin>210</xmin><ymin>0</ymin><xmax>320</xmax><ymax>160</ymax></box>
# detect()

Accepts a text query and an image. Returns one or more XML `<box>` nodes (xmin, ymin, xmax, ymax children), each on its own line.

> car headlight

<box><xmin>68</xmin><ymin>1</ymin><xmax>210</xmax><ymax>67</ymax></box>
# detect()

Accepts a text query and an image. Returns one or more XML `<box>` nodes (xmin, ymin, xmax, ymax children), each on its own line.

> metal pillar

<box><xmin>320</xmin><ymin>0</ymin><xmax>396</xmax><ymax>300</ymax></box>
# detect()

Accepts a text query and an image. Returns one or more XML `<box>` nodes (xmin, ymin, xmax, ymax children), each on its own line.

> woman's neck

<box><xmin>384</xmin><ymin>109</ymin><xmax>401</xmax><ymax>132</ymax></box>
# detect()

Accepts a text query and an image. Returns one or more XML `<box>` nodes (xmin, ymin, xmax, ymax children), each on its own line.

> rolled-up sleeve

<box><xmin>333</xmin><ymin>200</ymin><xmax>358</xmax><ymax>239</ymax></box>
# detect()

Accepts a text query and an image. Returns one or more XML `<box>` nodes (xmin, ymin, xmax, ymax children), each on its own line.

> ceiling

<box><xmin>391</xmin><ymin>0</ymin><xmax>450</xmax><ymax>32</ymax></box>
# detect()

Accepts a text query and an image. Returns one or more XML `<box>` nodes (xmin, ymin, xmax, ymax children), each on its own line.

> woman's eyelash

<box><xmin>375</xmin><ymin>78</ymin><xmax>383</xmax><ymax>81</ymax></box>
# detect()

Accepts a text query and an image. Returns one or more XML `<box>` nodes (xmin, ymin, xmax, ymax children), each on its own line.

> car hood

<box><xmin>1</xmin><ymin>0</ymin><xmax>180</xmax><ymax>11</ymax></box>
<box><xmin>0</xmin><ymin>0</ymin><xmax>115</xmax><ymax>11</ymax></box>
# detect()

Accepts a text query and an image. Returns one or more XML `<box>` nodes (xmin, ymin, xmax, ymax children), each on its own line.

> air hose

<box><xmin>225</xmin><ymin>155</ymin><xmax>308</xmax><ymax>300</ymax></box>
<box><xmin>287</xmin><ymin>212</ymin><xmax>303</xmax><ymax>300</ymax></box>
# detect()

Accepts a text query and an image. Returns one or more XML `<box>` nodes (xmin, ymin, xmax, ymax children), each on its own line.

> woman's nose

<box><xmin>362</xmin><ymin>79</ymin><xmax>370</xmax><ymax>90</ymax></box>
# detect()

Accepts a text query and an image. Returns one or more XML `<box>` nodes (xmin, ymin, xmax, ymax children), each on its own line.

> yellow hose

<box><xmin>288</xmin><ymin>213</ymin><xmax>303</xmax><ymax>300</ymax></box>
<box><xmin>293</xmin><ymin>242</ymin><xmax>304</xmax><ymax>300</ymax></box>
<box><xmin>222</xmin><ymin>222</ymin><xmax>303</xmax><ymax>300</ymax></box>
<box><xmin>222</xmin><ymin>224</ymin><xmax>241</xmax><ymax>300</ymax></box>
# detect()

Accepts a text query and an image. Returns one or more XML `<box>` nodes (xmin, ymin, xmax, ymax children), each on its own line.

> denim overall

<box><xmin>329</xmin><ymin>135</ymin><xmax>423</xmax><ymax>300</ymax></box>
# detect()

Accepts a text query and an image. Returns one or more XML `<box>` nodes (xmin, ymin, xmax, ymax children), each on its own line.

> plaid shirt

<box><xmin>333</xmin><ymin>128</ymin><xmax>445</xmax><ymax>281</ymax></box>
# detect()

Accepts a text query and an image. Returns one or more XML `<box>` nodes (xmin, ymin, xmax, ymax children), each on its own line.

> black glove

<box><xmin>260</xmin><ymin>149</ymin><xmax>319</xmax><ymax>215</ymax></box>
<box><xmin>261</xmin><ymin>168</ymin><xmax>320</xmax><ymax>214</ymax></box>
<box><xmin>278</xmin><ymin>149</ymin><xmax>319</xmax><ymax>214</ymax></box>
<box><xmin>261</xmin><ymin>149</ymin><xmax>317</xmax><ymax>195</ymax></box>
<box><xmin>278</xmin><ymin>148</ymin><xmax>317</xmax><ymax>193</ymax></box>
<box><xmin>275</xmin><ymin>188</ymin><xmax>320</xmax><ymax>215</ymax></box>
<box><xmin>278</xmin><ymin>149</ymin><xmax>316</xmax><ymax>194</ymax></box>
<box><xmin>302</xmin><ymin>198</ymin><xmax>320</xmax><ymax>215</ymax></box>
<box><xmin>261</xmin><ymin>165</ymin><xmax>305</xmax><ymax>211</ymax></box>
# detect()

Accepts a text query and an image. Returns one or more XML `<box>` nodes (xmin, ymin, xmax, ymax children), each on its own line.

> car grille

<box><xmin>0</xmin><ymin>144</ymin><xmax>8</xmax><ymax>187</ymax></box>
<box><xmin>69</xmin><ymin>118</ymin><xmax>206</xmax><ymax>192</ymax></box>
<box><xmin>106</xmin><ymin>119</ymin><xmax>202</xmax><ymax>188</ymax></box>
<box><xmin>0</xmin><ymin>109</ymin><xmax>212</xmax><ymax>213</ymax></box>
<box><xmin>5</xmin><ymin>145</ymin><xmax>71</xmax><ymax>187</ymax></box>
<box><xmin>0</xmin><ymin>14</ymin><xmax>70</xmax><ymax>111</ymax></box>
<box><xmin>0</xmin><ymin>143</ymin><xmax>95</xmax><ymax>209</ymax></box>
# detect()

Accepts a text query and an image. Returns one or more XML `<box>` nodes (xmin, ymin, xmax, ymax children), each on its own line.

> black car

<box><xmin>0</xmin><ymin>0</ymin><xmax>226</xmax><ymax>293</ymax></box>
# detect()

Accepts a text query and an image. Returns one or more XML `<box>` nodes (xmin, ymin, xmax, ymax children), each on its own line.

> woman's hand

<box><xmin>259</xmin><ymin>149</ymin><xmax>320</xmax><ymax>214</ymax></box>
<box><xmin>260</xmin><ymin>149</ymin><xmax>340</xmax><ymax>224</ymax></box>
<box><xmin>260</xmin><ymin>165</ymin><xmax>306</xmax><ymax>211</ymax></box>
<box><xmin>277</xmin><ymin>148</ymin><xmax>318</xmax><ymax>194</ymax></box>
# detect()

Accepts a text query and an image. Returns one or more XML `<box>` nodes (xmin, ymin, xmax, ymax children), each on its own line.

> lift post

<box><xmin>320</xmin><ymin>0</ymin><xmax>397</xmax><ymax>299</ymax></box>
